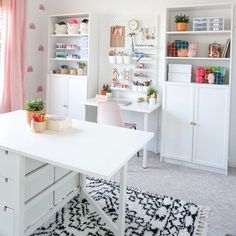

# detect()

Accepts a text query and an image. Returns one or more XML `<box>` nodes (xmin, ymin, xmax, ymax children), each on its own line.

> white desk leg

<box><xmin>143</xmin><ymin>113</ymin><xmax>149</xmax><ymax>168</ymax></box>
<box><xmin>154</xmin><ymin>109</ymin><xmax>159</xmax><ymax>155</ymax></box>
<box><xmin>79</xmin><ymin>173</ymin><xmax>86</xmax><ymax>200</ymax></box>
<box><xmin>83</xmin><ymin>105</ymin><xmax>87</xmax><ymax>121</ymax></box>
<box><xmin>117</xmin><ymin>164</ymin><xmax>127</xmax><ymax>236</ymax></box>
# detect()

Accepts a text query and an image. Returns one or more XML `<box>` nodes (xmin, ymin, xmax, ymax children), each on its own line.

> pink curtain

<box><xmin>0</xmin><ymin>0</ymin><xmax>27</xmax><ymax>113</ymax></box>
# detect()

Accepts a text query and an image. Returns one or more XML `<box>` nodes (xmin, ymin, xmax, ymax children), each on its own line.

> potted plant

<box><xmin>147</xmin><ymin>86</ymin><xmax>158</xmax><ymax>104</ymax></box>
<box><xmin>106</xmin><ymin>87</ymin><xmax>112</xmax><ymax>98</ymax></box>
<box><xmin>25</xmin><ymin>98</ymin><xmax>44</xmax><ymax>125</ymax></box>
<box><xmin>175</xmin><ymin>13</ymin><xmax>190</xmax><ymax>31</ymax></box>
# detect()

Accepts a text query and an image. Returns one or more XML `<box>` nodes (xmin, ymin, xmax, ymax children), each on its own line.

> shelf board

<box><xmin>134</xmin><ymin>46</ymin><xmax>155</xmax><ymax>50</ymax></box>
<box><xmin>111</xmin><ymin>87</ymin><xmax>129</xmax><ymax>91</ymax></box>
<box><xmin>166</xmin><ymin>57</ymin><xmax>230</xmax><ymax>61</ymax></box>
<box><xmin>166</xmin><ymin>30</ymin><xmax>231</xmax><ymax>35</ymax></box>
<box><xmin>49</xmin><ymin>74</ymin><xmax>87</xmax><ymax>79</ymax></box>
<box><xmin>50</xmin><ymin>34</ymin><xmax>89</xmax><ymax>37</ymax></box>
<box><xmin>165</xmin><ymin>81</ymin><xmax>230</xmax><ymax>87</ymax></box>
<box><xmin>49</xmin><ymin>58</ymin><xmax>88</xmax><ymax>62</ymax></box>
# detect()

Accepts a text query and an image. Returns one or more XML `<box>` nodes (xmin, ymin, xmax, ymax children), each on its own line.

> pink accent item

<box><xmin>39</xmin><ymin>4</ymin><xmax>45</xmax><ymax>11</ymax></box>
<box><xmin>0</xmin><ymin>0</ymin><xmax>27</xmax><ymax>112</ymax></box>
<box><xmin>69</xmin><ymin>18</ymin><xmax>78</xmax><ymax>24</ymax></box>
<box><xmin>38</xmin><ymin>45</ymin><xmax>44</xmax><ymax>52</ymax></box>
<box><xmin>29</xmin><ymin>22</ymin><xmax>36</xmax><ymax>30</ymax></box>
<box><xmin>27</xmin><ymin>66</ymin><xmax>33</xmax><ymax>72</ymax></box>
<box><xmin>97</xmin><ymin>102</ymin><xmax>124</xmax><ymax>127</ymax></box>
<box><xmin>37</xmin><ymin>86</ymin><xmax>43</xmax><ymax>93</ymax></box>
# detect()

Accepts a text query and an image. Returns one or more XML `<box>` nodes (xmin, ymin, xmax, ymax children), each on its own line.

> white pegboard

<box><xmin>108</xmin><ymin>15</ymin><xmax>158</xmax><ymax>89</ymax></box>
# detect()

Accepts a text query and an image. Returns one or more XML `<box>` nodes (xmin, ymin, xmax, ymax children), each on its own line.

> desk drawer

<box><xmin>54</xmin><ymin>174</ymin><xmax>79</xmax><ymax>204</ymax></box>
<box><xmin>25</xmin><ymin>165</ymin><xmax>54</xmax><ymax>201</ymax></box>
<box><xmin>0</xmin><ymin>205</ymin><xmax>14</xmax><ymax>236</ymax></box>
<box><xmin>0</xmin><ymin>177</ymin><xmax>16</xmax><ymax>209</ymax></box>
<box><xmin>0</xmin><ymin>150</ymin><xmax>19</xmax><ymax>180</ymax></box>
<box><xmin>25</xmin><ymin>159</ymin><xmax>45</xmax><ymax>175</ymax></box>
<box><xmin>25</xmin><ymin>193</ymin><xmax>53</xmax><ymax>229</ymax></box>
<box><xmin>55</xmin><ymin>167</ymin><xmax>70</xmax><ymax>181</ymax></box>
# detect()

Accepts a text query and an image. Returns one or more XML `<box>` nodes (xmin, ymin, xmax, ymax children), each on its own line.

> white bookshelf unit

<box><xmin>161</xmin><ymin>3</ymin><xmax>233</xmax><ymax>174</ymax></box>
<box><xmin>46</xmin><ymin>13</ymin><xmax>99</xmax><ymax>120</ymax></box>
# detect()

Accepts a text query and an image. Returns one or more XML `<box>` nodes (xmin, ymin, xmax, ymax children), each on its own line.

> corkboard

<box><xmin>110</xmin><ymin>26</ymin><xmax>125</xmax><ymax>48</ymax></box>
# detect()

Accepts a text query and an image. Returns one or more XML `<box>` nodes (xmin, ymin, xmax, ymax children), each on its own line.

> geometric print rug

<box><xmin>31</xmin><ymin>177</ymin><xmax>210</xmax><ymax>236</ymax></box>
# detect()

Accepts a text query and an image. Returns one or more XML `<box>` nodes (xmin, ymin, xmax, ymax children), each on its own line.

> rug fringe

<box><xmin>193</xmin><ymin>206</ymin><xmax>211</xmax><ymax>236</ymax></box>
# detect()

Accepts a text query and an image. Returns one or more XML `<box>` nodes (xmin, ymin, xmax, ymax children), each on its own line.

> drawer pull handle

<box><xmin>190</xmin><ymin>122</ymin><xmax>197</xmax><ymax>126</ymax></box>
<box><xmin>3</xmin><ymin>206</ymin><xmax>7</xmax><ymax>212</ymax></box>
<box><xmin>5</xmin><ymin>150</ymin><xmax>8</xmax><ymax>155</ymax></box>
<box><xmin>4</xmin><ymin>178</ymin><xmax>8</xmax><ymax>183</ymax></box>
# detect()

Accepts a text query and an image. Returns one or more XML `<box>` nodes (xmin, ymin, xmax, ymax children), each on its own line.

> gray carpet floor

<box><xmin>113</xmin><ymin>153</ymin><xmax>236</xmax><ymax>236</ymax></box>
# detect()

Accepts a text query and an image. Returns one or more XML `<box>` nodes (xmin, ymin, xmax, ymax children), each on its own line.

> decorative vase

<box><xmin>26</xmin><ymin>110</ymin><xmax>43</xmax><ymax>125</ymax></box>
<box><xmin>31</xmin><ymin>120</ymin><xmax>46</xmax><ymax>133</ymax></box>
<box><xmin>176</xmin><ymin>22</ymin><xmax>188</xmax><ymax>31</ymax></box>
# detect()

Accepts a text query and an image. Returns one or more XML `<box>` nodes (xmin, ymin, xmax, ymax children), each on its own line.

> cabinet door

<box><xmin>47</xmin><ymin>76</ymin><xmax>68</xmax><ymax>116</ymax></box>
<box><xmin>193</xmin><ymin>85</ymin><xmax>229</xmax><ymax>169</ymax></box>
<box><xmin>68</xmin><ymin>78</ymin><xmax>87</xmax><ymax>120</ymax></box>
<box><xmin>161</xmin><ymin>83</ymin><xmax>194</xmax><ymax>161</ymax></box>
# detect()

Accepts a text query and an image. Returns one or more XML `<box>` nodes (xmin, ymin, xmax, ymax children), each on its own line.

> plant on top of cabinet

<box><xmin>175</xmin><ymin>13</ymin><xmax>190</xmax><ymax>31</ymax></box>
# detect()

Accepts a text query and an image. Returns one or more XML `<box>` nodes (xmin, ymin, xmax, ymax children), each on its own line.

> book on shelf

<box><xmin>221</xmin><ymin>39</ymin><xmax>231</xmax><ymax>58</ymax></box>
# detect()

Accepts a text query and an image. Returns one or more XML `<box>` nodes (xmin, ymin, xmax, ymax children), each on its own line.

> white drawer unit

<box><xmin>0</xmin><ymin>177</ymin><xmax>16</xmax><ymax>209</ymax></box>
<box><xmin>0</xmin><ymin>205</ymin><xmax>14</xmax><ymax>236</ymax></box>
<box><xmin>55</xmin><ymin>167</ymin><xmax>70</xmax><ymax>181</ymax></box>
<box><xmin>0</xmin><ymin>150</ymin><xmax>19</xmax><ymax>180</ymax></box>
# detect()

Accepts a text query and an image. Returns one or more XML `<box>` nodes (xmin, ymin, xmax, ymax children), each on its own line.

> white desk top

<box><xmin>83</xmin><ymin>98</ymin><xmax>161</xmax><ymax>114</ymax></box>
<box><xmin>0</xmin><ymin>111</ymin><xmax>154</xmax><ymax>179</ymax></box>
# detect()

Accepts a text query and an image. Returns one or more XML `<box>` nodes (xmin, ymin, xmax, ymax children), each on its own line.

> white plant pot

<box><xmin>123</xmin><ymin>56</ymin><xmax>131</xmax><ymax>65</ymax></box>
<box><xmin>109</xmin><ymin>56</ymin><xmax>116</xmax><ymax>64</ymax></box>
<box><xmin>116</xmin><ymin>56</ymin><xmax>124</xmax><ymax>64</ymax></box>
<box><xmin>149</xmin><ymin>97</ymin><xmax>156</xmax><ymax>106</ymax></box>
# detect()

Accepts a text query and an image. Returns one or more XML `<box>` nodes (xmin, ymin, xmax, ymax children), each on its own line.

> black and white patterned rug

<box><xmin>31</xmin><ymin>177</ymin><xmax>210</xmax><ymax>236</ymax></box>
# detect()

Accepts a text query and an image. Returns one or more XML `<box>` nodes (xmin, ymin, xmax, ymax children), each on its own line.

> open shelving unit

<box><xmin>165</xmin><ymin>3</ymin><xmax>233</xmax><ymax>85</ymax></box>
<box><xmin>46</xmin><ymin>13</ymin><xmax>99</xmax><ymax>120</ymax></box>
<box><xmin>161</xmin><ymin>3</ymin><xmax>234</xmax><ymax>174</ymax></box>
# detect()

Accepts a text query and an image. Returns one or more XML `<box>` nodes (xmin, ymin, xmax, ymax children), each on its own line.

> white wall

<box><xmin>43</xmin><ymin>0</ymin><xmax>236</xmax><ymax>166</ymax></box>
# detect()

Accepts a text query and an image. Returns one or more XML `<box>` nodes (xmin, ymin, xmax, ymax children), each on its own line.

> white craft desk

<box><xmin>83</xmin><ymin>98</ymin><xmax>161</xmax><ymax>168</ymax></box>
<box><xmin>0</xmin><ymin>110</ymin><xmax>153</xmax><ymax>236</ymax></box>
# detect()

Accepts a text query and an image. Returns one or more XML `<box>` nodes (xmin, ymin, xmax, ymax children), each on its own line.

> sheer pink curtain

<box><xmin>0</xmin><ymin>0</ymin><xmax>27</xmax><ymax>113</ymax></box>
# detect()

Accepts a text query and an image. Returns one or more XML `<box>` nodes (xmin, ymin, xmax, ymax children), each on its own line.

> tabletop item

<box><xmin>209</xmin><ymin>42</ymin><xmax>222</xmax><ymax>58</ymax></box>
<box><xmin>31</xmin><ymin>120</ymin><xmax>46</xmax><ymax>133</ymax></box>
<box><xmin>46</xmin><ymin>115</ymin><xmax>71</xmax><ymax>131</ymax></box>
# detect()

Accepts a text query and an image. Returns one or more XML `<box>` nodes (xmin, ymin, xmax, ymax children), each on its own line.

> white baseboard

<box><xmin>229</xmin><ymin>156</ymin><xmax>236</xmax><ymax>168</ymax></box>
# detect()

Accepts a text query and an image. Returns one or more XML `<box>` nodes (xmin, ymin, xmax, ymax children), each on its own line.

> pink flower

<box><xmin>37</xmin><ymin>86</ymin><xmax>43</xmax><ymax>93</ymax></box>
<box><xmin>27</xmin><ymin>66</ymin><xmax>33</xmax><ymax>72</ymax></box>
<box><xmin>69</xmin><ymin>18</ymin><xmax>78</xmax><ymax>24</ymax></box>
<box><xmin>29</xmin><ymin>22</ymin><xmax>36</xmax><ymax>30</ymax></box>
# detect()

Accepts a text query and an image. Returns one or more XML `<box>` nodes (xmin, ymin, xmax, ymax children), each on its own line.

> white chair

<box><xmin>97</xmin><ymin>102</ymin><xmax>139</xmax><ymax>157</ymax></box>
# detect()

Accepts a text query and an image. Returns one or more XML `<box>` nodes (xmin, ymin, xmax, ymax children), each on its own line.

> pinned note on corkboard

<box><xmin>110</xmin><ymin>25</ymin><xmax>125</xmax><ymax>48</ymax></box>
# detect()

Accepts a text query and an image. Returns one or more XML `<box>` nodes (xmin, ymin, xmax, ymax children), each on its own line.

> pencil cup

<box><xmin>31</xmin><ymin>121</ymin><xmax>46</xmax><ymax>133</ymax></box>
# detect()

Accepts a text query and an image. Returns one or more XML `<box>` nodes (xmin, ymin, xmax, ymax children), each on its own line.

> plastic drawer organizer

<box><xmin>193</xmin><ymin>17</ymin><xmax>224</xmax><ymax>31</ymax></box>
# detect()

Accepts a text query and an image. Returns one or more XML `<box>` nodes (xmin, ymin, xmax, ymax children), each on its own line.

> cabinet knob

<box><xmin>190</xmin><ymin>122</ymin><xmax>197</xmax><ymax>126</ymax></box>
<box><xmin>63</xmin><ymin>105</ymin><xmax>68</xmax><ymax>108</ymax></box>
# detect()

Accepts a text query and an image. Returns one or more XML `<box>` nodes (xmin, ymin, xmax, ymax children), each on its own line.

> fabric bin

<box><xmin>168</xmin><ymin>72</ymin><xmax>192</xmax><ymax>83</ymax></box>
<box><xmin>168</xmin><ymin>64</ymin><xmax>192</xmax><ymax>74</ymax></box>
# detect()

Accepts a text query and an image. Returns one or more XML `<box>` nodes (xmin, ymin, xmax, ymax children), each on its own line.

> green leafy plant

<box><xmin>175</xmin><ymin>14</ymin><xmax>190</xmax><ymax>23</ymax></box>
<box><xmin>24</xmin><ymin>98</ymin><xmax>44</xmax><ymax>111</ymax></box>
<box><xmin>147</xmin><ymin>86</ymin><xmax>157</xmax><ymax>97</ymax></box>
<box><xmin>106</xmin><ymin>87</ymin><xmax>112</xmax><ymax>93</ymax></box>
